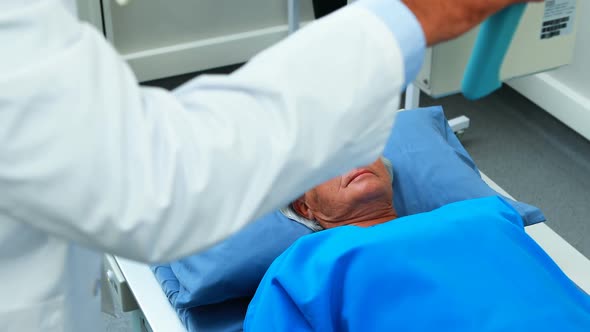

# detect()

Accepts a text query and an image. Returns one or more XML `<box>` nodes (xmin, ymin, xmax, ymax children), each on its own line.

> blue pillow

<box><xmin>153</xmin><ymin>105</ymin><xmax>545</xmax><ymax>313</ymax></box>
<box><xmin>167</xmin><ymin>211</ymin><xmax>312</xmax><ymax>308</ymax></box>
<box><xmin>386</xmin><ymin>106</ymin><xmax>545</xmax><ymax>225</ymax></box>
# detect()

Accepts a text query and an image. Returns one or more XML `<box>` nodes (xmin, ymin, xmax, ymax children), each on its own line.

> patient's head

<box><xmin>291</xmin><ymin>158</ymin><xmax>397</xmax><ymax>230</ymax></box>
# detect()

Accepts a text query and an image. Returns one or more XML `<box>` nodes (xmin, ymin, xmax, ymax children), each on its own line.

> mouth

<box><xmin>345</xmin><ymin>169</ymin><xmax>374</xmax><ymax>186</ymax></box>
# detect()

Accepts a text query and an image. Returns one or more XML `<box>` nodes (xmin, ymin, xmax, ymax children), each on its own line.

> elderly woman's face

<box><xmin>296</xmin><ymin>159</ymin><xmax>393</xmax><ymax>229</ymax></box>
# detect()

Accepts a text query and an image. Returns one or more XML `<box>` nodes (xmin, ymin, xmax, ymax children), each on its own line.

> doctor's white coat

<box><xmin>0</xmin><ymin>0</ymin><xmax>406</xmax><ymax>331</ymax></box>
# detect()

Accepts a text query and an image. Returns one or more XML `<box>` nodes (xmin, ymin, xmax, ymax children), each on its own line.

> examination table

<box><xmin>104</xmin><ymin>173</ymin><xmax>590</xmax><ymax>332</ymax></box>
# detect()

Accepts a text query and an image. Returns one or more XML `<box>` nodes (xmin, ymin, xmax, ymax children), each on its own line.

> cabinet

<box><xmin>77</xmin><ymin>0</ymin><xmax>314</xmax><ymax>82</ymax></box>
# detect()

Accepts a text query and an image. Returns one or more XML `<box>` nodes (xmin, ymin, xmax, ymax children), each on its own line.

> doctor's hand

<box><xmin>402</xmin><ymin>0</ymin><xmax>544</xmax><ymax>46</ymax></box>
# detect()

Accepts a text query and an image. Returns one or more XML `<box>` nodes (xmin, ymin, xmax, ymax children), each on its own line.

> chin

<box><xmin>348</xmin><ymin>180</ymin><xmax>390</xmax><ymax>202</ymax></box>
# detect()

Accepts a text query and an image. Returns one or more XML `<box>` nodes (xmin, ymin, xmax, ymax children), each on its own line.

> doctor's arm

<box><xmin>0</xmin><ymin>0</ymin><xmax>411</xmax><ymax>262</ymax></box>
<box><xmin>0</xmin><ymin>0</ymin><xmax>535</xmax><ymax>263</ymax></box>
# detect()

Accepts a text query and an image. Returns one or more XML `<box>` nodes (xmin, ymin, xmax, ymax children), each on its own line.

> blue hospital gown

<box><xmin>244</xmin><ymin>197</ymin><xmax>590</xmax><ymax>331</ymax></box>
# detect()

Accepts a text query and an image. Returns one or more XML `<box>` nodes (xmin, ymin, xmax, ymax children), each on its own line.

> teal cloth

<box><xmin>462</xmin><ymin>4</ymin><xmax>527</xmax><ymax>99</ymax></box>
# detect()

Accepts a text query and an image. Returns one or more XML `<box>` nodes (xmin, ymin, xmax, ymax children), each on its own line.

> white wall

<box><xmin>509</xmin><ymin>0</ymin><xmax>590</xmax><ymax>140</ymax></box>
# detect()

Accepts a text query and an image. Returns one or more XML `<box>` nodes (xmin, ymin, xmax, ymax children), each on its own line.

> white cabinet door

<box><xmin>80</xmin><ymin>0</ymin><xmax>314</xmax><ymax>82</ymax></box>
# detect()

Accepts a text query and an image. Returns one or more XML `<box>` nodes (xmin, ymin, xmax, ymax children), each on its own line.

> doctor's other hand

<box><xmin>402</xmin><ymin>0</ymin><xmax>544</xmax><ymax>46</ymax></box>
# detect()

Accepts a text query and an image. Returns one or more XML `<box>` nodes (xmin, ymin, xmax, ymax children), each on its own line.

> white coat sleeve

<box><xmin>0</xmin><ymin>0</ymin><xmax>405</xmax><ymax>262</ymax></box>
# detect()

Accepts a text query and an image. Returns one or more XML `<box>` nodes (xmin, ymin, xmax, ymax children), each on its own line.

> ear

<box><xmin>292</xmin><ymin>196</ymin><xmax>315</xmax><ymax>220</ymax></box>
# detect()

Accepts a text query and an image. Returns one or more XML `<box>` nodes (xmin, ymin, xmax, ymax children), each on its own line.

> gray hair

<box><xmin>279</xmin><ymin>157</ymin><xmax>393</xmax><ymax>231</ymax></box>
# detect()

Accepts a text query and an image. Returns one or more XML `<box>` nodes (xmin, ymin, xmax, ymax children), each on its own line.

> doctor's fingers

<box><xmin>402</xmin><ymin>0</ymin><xmax>544</xmax><ymax>46</ymax></box>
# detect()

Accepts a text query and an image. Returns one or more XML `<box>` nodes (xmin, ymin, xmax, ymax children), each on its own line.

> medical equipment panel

<box><xmin>416</xmin><ymin>1</ymin><xmax>579</xmax><ymax>97</ymax></box>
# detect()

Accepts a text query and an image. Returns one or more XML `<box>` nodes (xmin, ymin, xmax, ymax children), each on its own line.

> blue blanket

<box><xmin>245</xmin><ymin>197</ymin><xmax>590</xmax><ymax>331</ymax></box>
